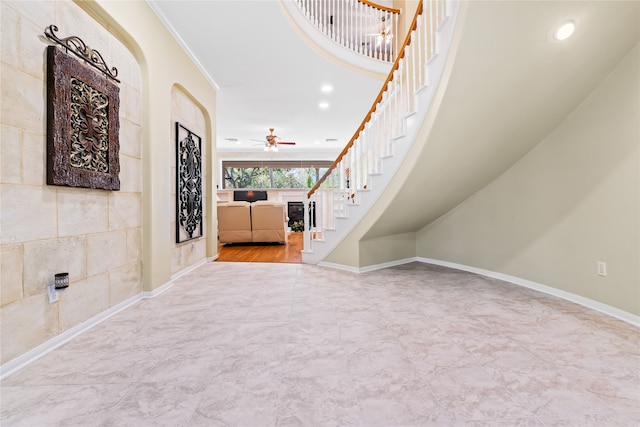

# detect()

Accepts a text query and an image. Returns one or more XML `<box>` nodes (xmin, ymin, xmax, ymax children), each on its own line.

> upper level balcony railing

<box><xmin>294</xmin><ymin>0</ymin><xmax>401</xmax><ymax>63</ymax></box>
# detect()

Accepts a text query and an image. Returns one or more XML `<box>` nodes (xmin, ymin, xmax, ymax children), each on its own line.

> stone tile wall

<box><xmin>0</xmin><ymin>0</ymin><xmax>143</xmax><ymax>364</ymax></box>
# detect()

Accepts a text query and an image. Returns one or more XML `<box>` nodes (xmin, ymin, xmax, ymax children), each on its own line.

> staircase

<box><xmin>290</xmin><ymin>0</ymin><xmax>462</xmax><ymax>265</ymax></box>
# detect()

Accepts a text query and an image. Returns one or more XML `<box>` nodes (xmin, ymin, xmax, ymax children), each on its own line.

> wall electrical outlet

<box><xmin>47</xmin><ymin>284</ymin><xmax>59</xmax><ymax>303</ymax></box>
<box><xmin>597</xmin><ymin>261</ymin><xmax>607</xmax><ymax>277</ymax></box>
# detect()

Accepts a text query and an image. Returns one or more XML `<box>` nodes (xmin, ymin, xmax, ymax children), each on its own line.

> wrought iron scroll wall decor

<box><xmin>45</xmin><ymin>25</ymin><xmax>120</xmax><ymax>190</ymax></box>
<box><xmin>45</xmin><ymin>25</ymin><xmax>120</xmax><ymax>82</ymax></box>
<box><xmin>176</xmin><ymin>122</ymin><xmax>203</xmax><ymax>243</ymax></box>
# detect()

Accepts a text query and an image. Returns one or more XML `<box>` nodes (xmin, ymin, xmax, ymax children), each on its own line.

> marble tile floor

<box><xmin>1</xmin><ymin>261</ymin><xmax>639</xmax><ymax>426</ymax></box>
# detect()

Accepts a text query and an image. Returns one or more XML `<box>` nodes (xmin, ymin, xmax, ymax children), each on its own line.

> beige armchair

<box><xmin>217</xmin><ymin>202</ymin><xmax>252</xmax><ymax>244</ymax></box>
<box><xmin>250</xmin><ymin>201</ymin><xmax>287</xmax><ymax>243</ymax></box>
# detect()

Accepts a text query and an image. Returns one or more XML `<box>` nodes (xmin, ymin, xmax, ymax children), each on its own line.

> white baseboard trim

<box><xmin>142</xmin><ymin>280</ymin><xmax>173</xmax><ymax>299</ymax></box>
<box><xmin>318</xmin><ymin>257</ymin><xmax>419</xmax><ymax>274</ymax></box>
<box><xmin>417</xmin><ymin>257</ymin><xmax>640</xmax><ymax>327</ymax></box>
<box><xmin>359</xmin><ymin>257</ymin><xmax>419</xmax><ymax>273</ymax></box>
<box><xmin>317</xmin><ymin>261</ymin><xmax>361</xmax><ymax>273</ymax></box>
<box><xmin>0</xmin><ymin>293</ymin><xmax>143</xmax><ymax>381</ymax></box>
<box><xmin>171</xmin><ymin>258</ymin><xmax>209</xmax><ymax>281</ymax></box>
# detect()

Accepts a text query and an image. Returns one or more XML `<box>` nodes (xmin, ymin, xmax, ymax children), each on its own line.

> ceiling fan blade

<box><xmin>278</xmin><ymin>142</ymin><xmax>296</xmax><ymax>145</ymax></box>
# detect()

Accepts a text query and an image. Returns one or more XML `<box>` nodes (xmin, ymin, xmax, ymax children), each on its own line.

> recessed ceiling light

<box><xmin>314</xmin><ymin>140</ymin><xmax>321</xmax><ymax>145</ymax></box>
<box><xmin>321</xmin><ymin>84</ymin><xmax>333</xmax><ymax>93</ymax></box>
<box><xmin>548</xmin><ymin>18</ymin><xmax>579</xmax><ymax>43</ymax></box>
<box><xmin>319</xmin><ymin>102</ymin><xmax>329</xmax><ymax>110</ymax></box>
<box><xmin>555</xmin><ymin>21</ymin><xmax>575</xmax><ymax>40</ymax></box>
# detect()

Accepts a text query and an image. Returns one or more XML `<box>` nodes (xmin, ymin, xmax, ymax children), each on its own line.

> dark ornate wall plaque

<box><xmin>46</xmin><ymin>45</ymin><xmax>120</xmax><ymax>190</ymax></box>
<box><xmin>176</xmin><ymin>122</ymin><xmax>203</xmax><ymax>243</ymax></box>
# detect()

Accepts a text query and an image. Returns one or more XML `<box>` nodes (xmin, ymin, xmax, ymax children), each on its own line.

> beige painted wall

<box><xmin>0</xmin><ymin>0</ymin><xmax>143</xmax><ymax>363</ymax></box>
<box><xmin>360</xmin><ymin>232</ymin><xmax>416</xmax><ymax>266</ymax></box>
<box><xmin>394</xmin><ymin>0</ymin><xmax>419</xmax><ymax>46</ymax></box>
<box><xmin>417</xmin><ymin>44</ymin><xmax>640</xmax><ymax>315</ymax></box>
<box><xmin>79</xmin><ymin>0</ymin><xmax>218</xmax><ymax>291</ymax></box>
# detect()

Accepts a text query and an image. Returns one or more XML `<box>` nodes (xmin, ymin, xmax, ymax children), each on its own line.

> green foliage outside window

<box><xmin>223</xmin><ymin>164</ymin><xmax>329</xmax><ymax>189</ymax></box>
<box><xmin>223</xmin><ymin>167</ymin><xmax>269</xmax><ymax>189</ymax></box>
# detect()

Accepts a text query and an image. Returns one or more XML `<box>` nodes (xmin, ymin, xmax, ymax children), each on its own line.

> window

<box><xmin>222</xmin><ymin>161</ymin><xmax>332</xmax><ymax>189</ymax></box>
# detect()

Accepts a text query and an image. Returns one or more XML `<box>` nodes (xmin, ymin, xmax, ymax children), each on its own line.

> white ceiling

<box><xmin>147</xmin><ymin>0</ymin><xmax>387</xmax><ymax>155</ymax></box>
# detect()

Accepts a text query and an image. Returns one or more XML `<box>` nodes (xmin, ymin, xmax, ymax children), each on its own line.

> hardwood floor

<box><xmin>215</xmin><ymin>232</ymin><xmax>303</xmax><ymax>263</ymax></box>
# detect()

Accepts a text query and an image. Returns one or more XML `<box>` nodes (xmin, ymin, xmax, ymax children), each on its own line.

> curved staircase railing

<box><xmin>303</xmin><ymin>0</ymin><xmax>451</xmax><ymax>260</ymax></box>
<box><xmin>295</xmin><ymin>0</ymin><xmax>401</xmax><ymax>62</ymax></box>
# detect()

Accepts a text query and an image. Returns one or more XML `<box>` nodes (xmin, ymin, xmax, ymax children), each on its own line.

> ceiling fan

<box><xmin>251</xmin><ymin>128</ymin><xmax>296</xmax><ymax>152</ymax></box>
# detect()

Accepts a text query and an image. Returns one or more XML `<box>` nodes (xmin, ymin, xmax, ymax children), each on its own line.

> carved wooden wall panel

<box><xmin>46</xmin><ymin>45</ymin><xmax>120</xmax><ymax>190</ymax></box>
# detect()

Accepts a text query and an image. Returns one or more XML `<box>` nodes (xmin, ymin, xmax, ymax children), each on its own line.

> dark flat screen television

<box><xmin>233</xmin><ymin>190</ymin><xmax>268</xmax><ymax>203</ymax></box>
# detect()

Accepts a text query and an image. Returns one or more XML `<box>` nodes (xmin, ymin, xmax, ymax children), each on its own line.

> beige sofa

<box><xmin>217</xmin><ymin>202</ymin><xmax>252</xmax><ymax>243</ymax></box>
<box><xmin>217</xmin><ymin>201</ymin><xmax>287</xmax><ymax>244</ymax></box>
<box><xmin>251</xmin><ymin>201</ymin><xmax>287</xmax><ymax>243</ymax></box>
